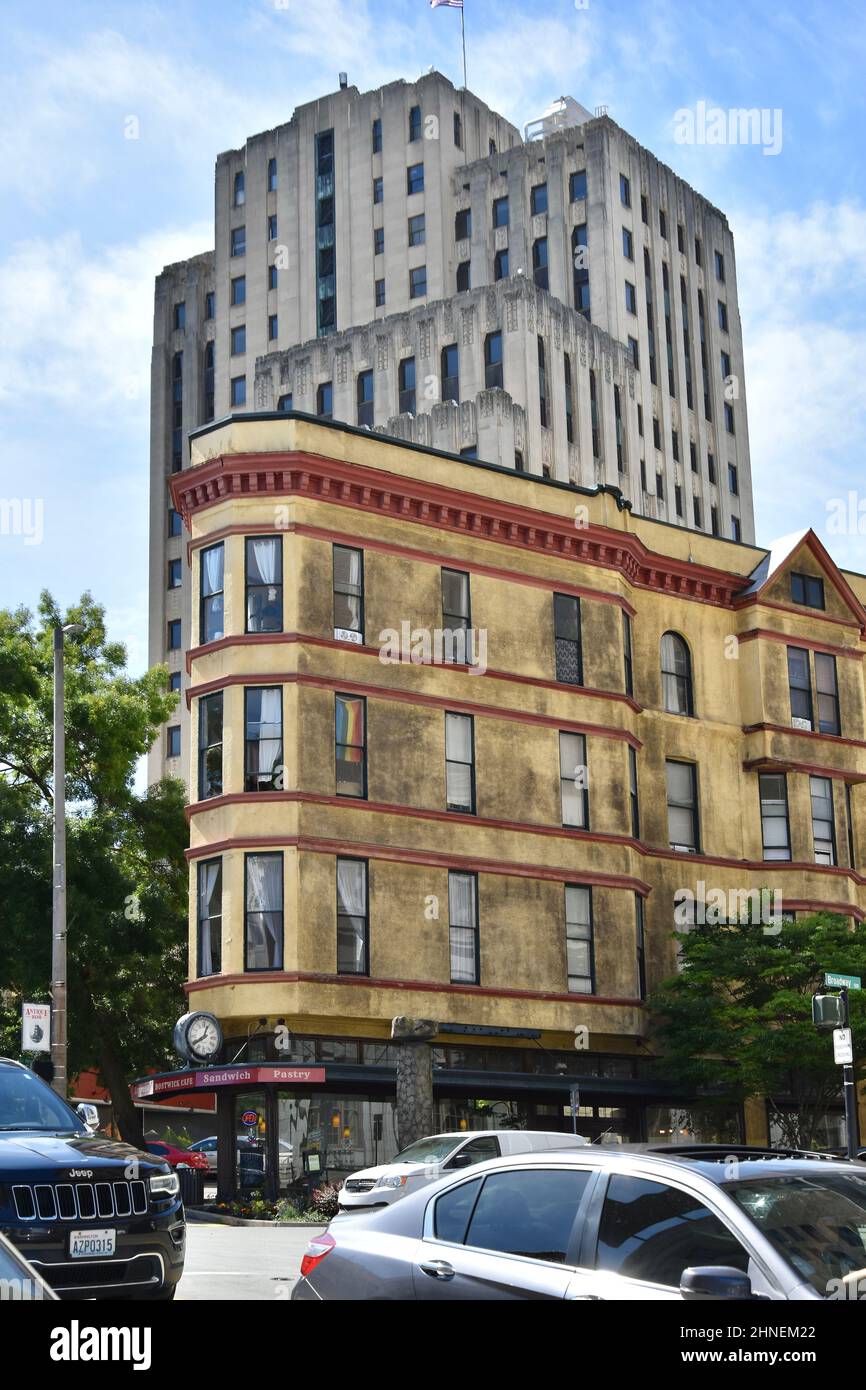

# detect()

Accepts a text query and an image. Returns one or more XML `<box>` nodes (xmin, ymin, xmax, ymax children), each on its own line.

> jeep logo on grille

<box><xmin>69</xmin><ymin>1169</ymin><xmax>94</xmax><ymax>1178</ymax></box>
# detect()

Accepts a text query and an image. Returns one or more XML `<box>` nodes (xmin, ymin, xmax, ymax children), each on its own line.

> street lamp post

<box><xmin>51</xmin><ymin>622</ymin><xmax>83</xmax><ymax>1098</ymax></box>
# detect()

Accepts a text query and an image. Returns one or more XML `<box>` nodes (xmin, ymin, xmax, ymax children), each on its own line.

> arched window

<box><xmin>661</xmin><ymin>632</ymin><xmax>693</xmax><ymax>715</ymax></box>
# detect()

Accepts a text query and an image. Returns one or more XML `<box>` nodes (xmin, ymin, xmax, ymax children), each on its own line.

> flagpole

<box><xmin>461</xmin><ymin>3</ymin><xmax>467</xmax><ymax>90</ymax></box>
<box><xmin>460</xmin><ymin>2</ymin><xmax>467</xmax><ymax>166</ymax></box>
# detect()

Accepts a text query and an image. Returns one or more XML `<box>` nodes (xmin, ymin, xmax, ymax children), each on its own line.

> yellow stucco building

<box><xmin>162</xmin><ymin>413</ymin><xmax>866</xmax><ymax>1185</ymax></box>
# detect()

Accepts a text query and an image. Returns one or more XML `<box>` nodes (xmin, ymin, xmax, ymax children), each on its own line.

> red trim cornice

<box><xmin>184</xmin><ymin>832</ymin><xmax>653</xmax><ymax>894</ymax></box>
<box><xmin>735</xmin><ymin>598</ymin><xmax>862</xmax><ymax>633</ymax></box>
<box><xmin>742</xmin><ymin>722</ymin><xmax>866</xmax><ymax>751</ymax></box>
<box><xmin>171</xmin><ymin>449</ymin><xmax>751</xmax><ymax>609</ymax></box>
<box><xmin>743</xmin><ymin>756</ymin><xmax>866</xmax><ymax>784</ymax></box>
<box><xmin>184</xmin><ymin>969</ymin><xmax>644</xmax><ymax>1008</ymax></box>
<box><xmin>184</xmin><ymin>669</ymin><xmax>643</xmax><ymax>747</ymax></box>
<box><xmin>738</xmin><ymin>628</ymin><xmax>863</xmax><ymax>660</ymax></box>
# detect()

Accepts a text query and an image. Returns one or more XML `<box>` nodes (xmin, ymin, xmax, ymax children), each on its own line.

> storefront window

<box><xmin>645</xmin><ymin>1106</ymin><xmax>743</xmax><ymax>1145</ymax></box>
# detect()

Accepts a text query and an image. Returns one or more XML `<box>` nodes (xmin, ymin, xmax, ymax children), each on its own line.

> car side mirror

<box><xmin>680</xmin><ymin>1266</ymin><xmax>754</xmax><ymax>1300</ymax></box>
<box><xmin>448</xmin><ymin>1152</ymin><xmax>474</xmax><ymax>1168</ymax></box>
<box><xmin>76</xmin><ymin>1103</ymin><xmax>100</xmax><ymax>1133</ymax></box>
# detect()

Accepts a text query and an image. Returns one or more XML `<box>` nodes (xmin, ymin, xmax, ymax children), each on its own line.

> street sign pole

<box><xmin>840</xmin><ymin>989</ymin><xmax>860</xmax><ymax>1161</ymax></box>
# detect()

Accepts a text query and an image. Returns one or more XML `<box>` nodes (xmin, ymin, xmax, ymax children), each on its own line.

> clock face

<box><xmin>185</xmin><ymin>1012</ymin><xmax>222</xmax><ymax>1062</ymax></box>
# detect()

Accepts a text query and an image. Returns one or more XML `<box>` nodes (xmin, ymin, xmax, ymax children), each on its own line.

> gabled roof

<box><xmin>738</xmin><ymin>528</ymin><xmax>866</xmax><ymax>633</ymax></box>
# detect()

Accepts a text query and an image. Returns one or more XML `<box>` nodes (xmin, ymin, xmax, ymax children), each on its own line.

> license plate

<box><xmin>69</xmin><ymin>1228</ymin><xmax>116</xmax><ymax>1259</ymax></box>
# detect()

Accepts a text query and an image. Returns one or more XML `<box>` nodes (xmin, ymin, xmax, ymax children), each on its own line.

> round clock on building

<box><xmin>174</xmin><ymin>1011</ymin><xmax>223</xmax><ymax>1065</ymax></box>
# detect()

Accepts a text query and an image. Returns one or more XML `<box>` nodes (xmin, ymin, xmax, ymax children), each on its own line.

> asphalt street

<box><xmin>175</xmin><ymin>1222</ymin><xmax>320</xmax><ymax>1301</ymax></box>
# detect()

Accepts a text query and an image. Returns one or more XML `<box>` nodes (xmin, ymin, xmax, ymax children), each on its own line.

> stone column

<box><xmin>391</xmin><ymin>1016</ymin><xmax>438</xmax><ymax>1149</ymax></box>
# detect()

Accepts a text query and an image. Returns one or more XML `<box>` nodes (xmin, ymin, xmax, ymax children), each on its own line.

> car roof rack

<box><xmin>637</xmin><ymin>1142</ymin><xmax>841</xmax><ymax>1163</ymax></box>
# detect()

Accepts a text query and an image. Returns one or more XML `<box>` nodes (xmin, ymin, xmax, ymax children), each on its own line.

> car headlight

<box><xmin>375</xmin><ymin>1174</ymin><xmax>409</xmax><ymax>1189</ymax></box>
<box><xmin>149</xmin><ymin>1171</ymin><xmax>180</xmax><ymax>1198</ymax></box>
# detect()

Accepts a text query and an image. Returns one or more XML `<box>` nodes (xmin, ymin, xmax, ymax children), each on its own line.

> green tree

<box><xmin>648</xmin><ymin>908</ymin><xmax>866</xmax><ymax>1149</ymax></box>
<box><xmin>0</xmin><ymin>592</ymin><xmax>188</xmax><ymax>1143</ymax></box>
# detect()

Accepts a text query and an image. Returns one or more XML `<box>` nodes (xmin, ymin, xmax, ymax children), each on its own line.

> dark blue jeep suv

<box><xmin>0</xmin><ymin>1057</ymin><xmax>185</xmax><ymax>1299</ymax></box>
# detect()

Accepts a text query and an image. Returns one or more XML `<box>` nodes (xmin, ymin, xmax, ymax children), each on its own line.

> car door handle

<box><xmin>419</xmin><ymin>1260</ymin><xmax>455</xmax><ymax>1280</ymax></box>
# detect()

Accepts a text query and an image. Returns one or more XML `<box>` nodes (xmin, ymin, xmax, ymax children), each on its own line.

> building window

<box><xmin>315</xmin><ymin>129</ymin><xmax>336</xmax><ymax>336</ymax></box>
<box><xmin>623</xmin><ymin>612</ymin><xmax>634</xmax><ymax>697</ymax></box>
<box><xmin>629</xmin><ymin>745</ymin><xmax>640</xmax><ymax>838</ymax></box>
<box><xmin>614</xmin><ymin>385</ymin><xmax>625</xmax><ymax>472</ymax></box>
<box><xmin>530</xmin><ymin>183</ymin><xmax>548</xmax><ymax>216</ymax></box>
<box><xmin>198</xmin><ymin>692</ymin><xmax>223</xmax><ymax>801</ymax></box>
<box><xmin>453</xmin><ymin>109</ymin><xmax>463</xmax><ymax>148</ymax></box>
<box><xmin>231</xmin><ymin>226</ymin><xmax>246</xmax><ymax>257</ymax></box>
<box><xmin>245</xmin><ymin>853</ymin><xmax>283</xmax><ymax>971</ymax></box>
<box><xmin>268</xmin><ymin>157</ymin><xmax>277</xmax><ymax>192</ymax></box>
<box><xmin>620</xmin><ymin>174</ymin><xmax>631</xmax><ymax>207</ymax></box>
<box><xmin>493</xmin><ymin>196</ymin><xmax>509</xmax><ymax>227</ymax></box>
<box><xmin>373</xmin><ymin>175</ymin><xmax>383</xmax><ymax>203</ymax></box>
<box><xmin>268</xmin><ymin>213</ymin><xmax>277</xmax><ymax>240</ymax></box>
<box><xmin>573</xmin><ymin>223</ymin><xmax>589</xmax><ymax>319</ymax></box>
<box><xmin>455</xmin><ymin>207</ymin><xmax>471</xmax><ymax>241</ymax></box>
<box><xmin>641</xmin><ymin>193</ymin><xmax>648</xmax><ymax>224</ymax></box>
<box><xmin>816</xmin><ymin>652</ymin><xmax>841</xmax><ymax>735</ymax></box>
<box><xmin>514</xmin><ymin>450</ymin><xmax>524</xmax><ymax>472</ymax></box>
<box><xmin>245</xmin><ymin>536</ymin><xmax>283</xmax><ymax>633</ymax></box>
<box><xmin>407</xmin><ymin>163</ymin><xmax>424</xmax><ymax>195</ymax></box>
<box><xmin>442</xmin><ymin>568</ymin><xmax>470</xmax><ymax>652</ymax></box>
<box><xmin>494</xmin><ymin>247</ymin><xmax>509</xmax><ymax>281</ymax></box>
<box><xmin>675</xmin><ymin>484</ymin><xmax>683</xmax><ymax>516</ymax></box>
<box><xmin>759</xmin><ymin>773</ymin><xmax>791</xmax><ymax>861</ymax></box>
<box><xmin>231</xmin><ymin>376</ymin><xmax>246</xmax><ymax>406</ymax></box>
<box><xmin>661</xmin><ymin>632</ymin><xmax>693</xmax><ymax>715</ymax></box>
<box><xmin>375</xmin><ymin>278</ymin><xmax>386</xmax><ymax>307</ymax></box>
<box><xmin>200</xmin><ymin>543</ymin><xmax>224</xmax><ymax>644</ymax></box>
<box><xmin>408</xmin><ymin>213</ymin><xmax>426</xmax><ymax>247</ymax></box>
<box><xmin>484</xmin><ymin>331</ymin><xmax>503</xmax><ymax>389</ymax></box>
<box><xmin>203</xmin><ymin>340</ymin><xmax>215</xmax><ymax>422</ymax></box>
<box><xmin>718</xmin><ymin>300</ymin><xmax>728</xmax><ymax>332</ymax></box>
<box><xmin>564</xmin><ymin>354</ymin><xmax>574</xmax><ymax>443</ymax></box>
<box><xmin>441</xmin><ymin>343</ymin><xmax>459</xmax><ymax>403</ymax></box>
<box><xmin>553</xmin><ymin>593</ymin><xmax>583</xmax><ymax>685</ymax></box>
<box><xmin>456</xmin><ymin>260</ymin><xmax>470</xmax><ymax>291</ymax></box>
<box><xmin>356</xmin><ymin>369</ymin><xmax>374</xmax><ymax>427</ymax></box>
<box><xmin>625</xmin><ymin>280</ymin><xmax>637</xmax><ymax>314</ymax></box>
<box><xmin>846</xmin><ymin>784</ymin><xmax>856</xmax><ymax>869</ymax></box>
<box><xmin>714</xmin><ymin>250</ymin><xmax>725</xmax><ymax>282</ymax></box>
<box><xmin>731</xmin><ymin>515</ymin><xmax>741</xmax><ymax>542</ymax></box>
<box><xmin>791</xmin><ymin>573</ymin><xmax>825</xmax><ymax>609</ymax></box>
<box><xmin>589</xmin><ymin>369</ymin><xmax>600</xmax><ymax>458</ymax></box>
<box><xmin>667</xmin><ymin>760</ymin><xmax>700</xmax><ymax>852</ymax></box>
<box><xmin>532</xmin><ymin>236</ymin><xmax>548</xmax><ymax>289</ymax></box>
<box><xmin>168</xmin><ymin>558</ymin><xmax>182</xmax><ymax>589</ymax></box>
<box><xmin>537</xmin><ymin>336</ymin><xmax>548</xmax><ymax>427</ymax></box>
<box><xmin>449</xmin><ymin>871</ymin><xmax>479</xmax><ymax>984</ymax></box>
<box><xmin>317</xmin><ymin>381</ymin><xmax>333</xmax><ymax>418</ymax></box>
<box><xmin>268</xmin><ymin>264</ymin><xmax>278</xmax><ymax>290</ymax></box>
<box><xmin>333</xmin><ymin>545</ymin><xmax>364</xmax><ymax>640</ymax></box>
<box><xmin>373</xmin><ymin>226</ymin><xmax>385</xmax><ymax>256</ymax></box>
<box><xmin>233</xmin><ymin>171</ymin><xmax>245</xmax><ymax>207</ymax></box>
<box><xmin>570</xmin><ymin>169</ymin><xmax>587</xmax><ymax>202</ymax></box>
<box><xmin>622</xmin><ymin>226</ymin><xmax>634</xmax><ymax>260</ymax></box>
<box><xmin>398</xmin><ymin>356</ymin><xmax>416</xmax><ymax>413</ymax></box>
<box><xmin>711</xmin><ymin>506</ymin><xmax>719</xmax><ymax>536</ymax></box>
<box><xmin>410</xmin><ymin>265</ymin><xmax>427</xmax><ymax>298</ymax></box>
<box><xmin>628</xmin><ymin>336</ymin><xmax>639</xmax><ymax>369</ymax></box>
<box><xmin>269</xmin><ymin>314</ymin><xmax>278</xmax><ymax>341</ymax></box>
<box><xmin>168</xmin><ymin>508</ymin><xmax>183</xmax><ymax>538</ymax></box>
<box><xmin>277</xmin><ymin>392</ymin><xmax>292</xmax><ymax>412</ymax></box>
<box><xmin>724</xmin><ymin>402</ymin><xmax>735</xmax><ymax>435</ymax></box>
<box><xmin>677</xmin><ymin>222</ymin><xmax>685</xmax><ymax>254</ymax></box>
<box><xmin>787</xmin><ymin>646</ymin><xmax>814</xmax><ymax>728</ymax></box>
<box><xmin>726</xmin><ymin>463</ymin><xmax>738</xmax><ymax>497</ymax></box>
<box><xmin>659</xmin><ymin>208</ymin><xmax>667</xmax><ymax>239</ymax></box>
<box><xmin>372</xmin><ymin>117</ymin><xmax>382</xmax><ymax>153</ymax></box>
<box><xmin>166</xmin><ymin>725</ymin><xmax>181</xmax><ymax>759</ymax></box>
<box><xmin>245</xmin><ymin>687</ymin><xmax>283</xmax><ymax>792</ymax></box>
<box><xmin>173</xmin><ymin>302</ymin><xmax>185</xmax><ymax>331</ymax></box>
<box><xmin>446</xmin><ymin>712</ymin><xmax>475</xmax><ymax>814</ymax></box>
<box><xmin>409</xmin><ymin>104</ymin><xmax>422</xmax><ymax>142</ymax></box>
<box><xmin>197</xmin><ymin>859</ymin><xmax>222</xmax><ymax>976</ymax></box>
<box><xmin>693</xmin><ymin>496</ymin><xmax>702</xmax><ymax>528</ymax></box>
<box><xmin>231</xmin><ymin>324</ymin><xmax>246</xmax><ymax>355</ymax></box>
<box><xmin>707</xmin><ymin>452</ymin><xmax>716</xmax><ymax>483</ymax></box>
<box><xmin>810</xmin><ymin>776</ymin><xmax>836</xmax><ymax>865</ymax></box>
<box><xmin>205</xmin><ymin>291</ymin><xmax>215</xmax><ymax>319</ymax></box>
<box><xmin>636</xmin><ymin>894</ymin><xmax>646</xmax><ymax>1000</ymax></box>
<box><xmin>335</xmin><ymin>694</ymin><xmax>366</xmax><ymax>798</ymax></box>
<box><xmin>560</xmin><ymin>731</ymin><xmax>588</xmax><ymax>829</ymax></box>
<box><xmin>337</xmin><ymin>859</ymin><xmax>369</xmax><ymax>975</ymax></box>
<box><xmin>565</xmin><ymin>886</ymin><xmax>594</xmax><ymax>994</ymax></box>
<box><xmin>231</xmin><ymin>276</ymin><xmax>245</xmax><ymax>305</ymax></box>
<box><xmin>169</xmin><ymin>671</ymin><xmax>181</xmax><ymax>694</ymax></box>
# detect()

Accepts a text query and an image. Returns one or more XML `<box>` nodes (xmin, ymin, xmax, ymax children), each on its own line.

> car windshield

<box><xmin>0</xmin><ymin>1067</ymin><xmax>84</xmax><ymax>1133</ymax></box>
<box><xmin>726</xmin><ymin>1171</ymin><xmax>866</xmax><ymax>1296</ymax></box>
<box><xmin>392</xmin><ymin>1136</ymin><xmax>460</xmax><ymax>1165</ymax></box>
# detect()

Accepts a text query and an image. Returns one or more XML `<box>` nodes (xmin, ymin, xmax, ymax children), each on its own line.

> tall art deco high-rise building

<box><xmin>149</xmin><ymin>71</ymin><xmax>754</xmax><ymax>782</ymax></box>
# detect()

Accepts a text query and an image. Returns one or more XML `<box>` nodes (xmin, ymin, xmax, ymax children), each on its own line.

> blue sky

<box><xmin>1</xmin><ymin>0</ymin><xmax>865</xmax><ymax>673</ymax></box>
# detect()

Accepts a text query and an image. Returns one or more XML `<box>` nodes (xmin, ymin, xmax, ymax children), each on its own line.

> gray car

<box><xmin>293</xmin><ymin>1143</ymin><xmax>866</xmax><ymax>1300</ymax></box>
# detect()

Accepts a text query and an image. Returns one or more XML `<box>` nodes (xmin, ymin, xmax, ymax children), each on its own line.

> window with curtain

<box><xmin>336</xmin><ymin>858</ymin><xmax>368</xmax><ymax>975</ymax></box>
<box><xmin>333</xmin><ymin>546</ymin><xmax>364</xmax><ymax>640</ymax></box>
<box><xmin>554</xmin><ymin>594</ymin><xmax>582</xmax><ymax>685</ymax></box>
<box><xmin>245</xmin><ymin>853</ymin><xmax>283</xmax><ymax>970</ymax></box>
<box><xmin>197</xmin><ymin>859</ymin><xmax>222</xmax><ymax>976</ymax></box>
<box><xmin>660</xmin><ymin>632</ymin><xmax>694</xmax><ymax>715</ymax></box>
<box><xmin>200</xmin><ymin>543</ymin><xmax>224</xmax><ymax>644</ymax></box>
<box><xmin>441</xmin><ymin>568</ymin><xmax>470</xmax><ymax>644</ymax></box>
<box><xmin>245</xmin><ymin>536</ymin><xmax>282</xmax><ymax>633</ymax></box>
<box><xmin>565</xmin><ymin>885</ymin><xmax>593</xmax><ymax>993</ymax></box>
<box><xmin>244</xmin><ymin>687</ymin><xmax>283</xmax><ymax>792</ymax></box>
<box><xmin>198</xmin><ymin>692</ymin><xmax>224</xmax><ymax>800</ymax></box>
<box><xmin>335</xmin><ymin>694</ymin><xmax>366</xmax><ymax>797</ymax></box>
<box><xmin>810</xmin><ymin>776</ymin><xmax>836</xmax><ymax>865</ymax></box>
<box><xmin>759</xmin><ymin>773</ymin><xmax>791</xmax><ymax>861</ymax></box>
<box><xmin>787</xmin><ymin>646</ymin><xmax>813</xmax><ymax>728</ymax></box>
<box><xmin>666</xmin><ymin>760</ymin><xmax>699</xmax><ymax>852</ymax></box>
<box><xmin>445</xmin><ymin>713</ymin><xmax>475</xmax><ymax>814</ymax></box>
<box><xmin>449</xmin><ymin>871</ymin><xmax>478</xmax><ymax>984</ymax></box>
<box><xmin>560</xmin><ymin>732</ymin><xmax>588</xmax><ymax>828</ymax></box>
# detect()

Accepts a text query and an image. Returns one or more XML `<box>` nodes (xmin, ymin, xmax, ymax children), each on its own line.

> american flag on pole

<box><xmin>430</xmin><ymin>0</ymin><xmax>463</xmax><ymax>8</ymax></box>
